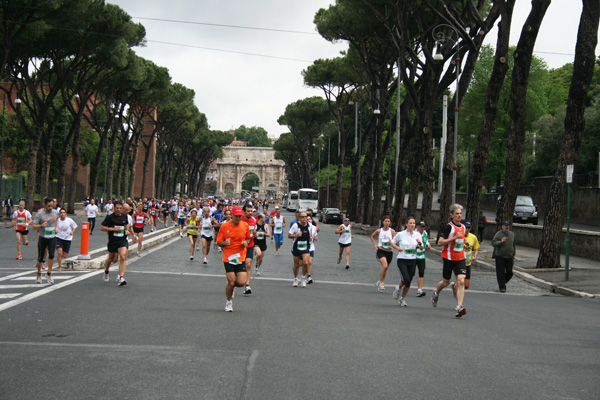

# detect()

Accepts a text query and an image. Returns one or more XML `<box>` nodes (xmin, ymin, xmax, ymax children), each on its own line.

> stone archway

<box><xmin>208</xmin><ymin>147</ymin><xmax>287</xmax><ymax>198</ymax></box>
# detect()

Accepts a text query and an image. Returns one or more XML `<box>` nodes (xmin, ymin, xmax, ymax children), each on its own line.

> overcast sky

<box><xmin>109</xmin><ymin>0</ymin><xmax>591</xmax><ymax>139</ymax></box>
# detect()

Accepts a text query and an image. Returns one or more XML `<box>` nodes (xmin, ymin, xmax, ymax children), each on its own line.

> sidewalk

<box><xmin>352</xmin><ymin>224</ymin><xmax>600</xmax><ymax>299</ymax></box>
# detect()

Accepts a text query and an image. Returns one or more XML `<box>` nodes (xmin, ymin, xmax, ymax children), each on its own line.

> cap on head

<box><xmin>465</xmin><ymin>221</ymin><xmax>472</xmax><ymax>228</ymax></box>
<box><xmin>232</xmin><ymin>206</ymin><xmax>244</xmax><ymax>216</ymax></box>
<box><xmin>502</xmin><ymin>220</ymin><xmax>510</xmax><ymax>226</ymax></box>
<box><xmin>275</xmin><ymin>206</ymin><xmax>280</xmax><ymax>209</ymax></box>
<box><xmin>418</xmin><ymin>221</ymin><xmax>426</xmax><ymax>227</ymax></box>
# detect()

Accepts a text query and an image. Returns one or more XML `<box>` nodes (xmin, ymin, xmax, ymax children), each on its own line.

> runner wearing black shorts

<box><xmin>31</xmin><ymin>198</ymin><xmax>59</xmax><ymax>284</ymax></box>
<box><xmin>101</xmin><ymin>201</ymin><xmax>130</xmax><ymax>286</ymax></box>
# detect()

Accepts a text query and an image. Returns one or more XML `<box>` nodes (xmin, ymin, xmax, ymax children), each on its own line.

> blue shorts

<box><xmin>177</xmin><ymin>218</ymin><xmax>186</xmax><ymax>226</ymax></box>
<box><xmin>274</xmin><ymin>233</ymin><xmax>284</xmax><ymax>245</ymax></box>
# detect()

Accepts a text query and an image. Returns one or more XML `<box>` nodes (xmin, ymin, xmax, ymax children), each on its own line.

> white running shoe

<box><xmin>393</xmin><ymin>286</ymin><xmax>400</xmax><ymax>300</ymax></box>
<box><xmin>292</xmin><ymin>278</ymin><xmax>298</xmax><ymax>287</ymax></box>
<box><xmin>117</xmin><ymin>276</ymin><xmax>127</xmax><ymax>287</ymax></box>
<box><xmin>398</xmin><ymin>298</ymin><xmax>407</xmax><ymax>307</ymax></box>
<box><xmin>225</xmin><ymin>301</ymin><xmax>233</xmax><ymax>312</ymax></box>
<box><xmin>46</xmin><ymin>274</ymin><xmax>54</xmax><ymax>285</ymax></box>
<box><xmin>136</xmin><ymin>252</ymin><xmax>141</xmax><ymax>257</ymax></box>
<box><xmin>301</xmin><ymin>279</ymin><xmax>307</xmax><ymax>287</ymax></box>
<box><xmin>255</xmin><ymin>268</ymin><xmax>261</xmax><ymax>276</ymax></box>
<box><xmin>103</xmin><ymin>271</ymin><xmax>109</xmax><ymax>282</ymax></box>
<box><xmin>190</xmin><ymin>256</ymin><xmax>194</xmax><ymax>260</ymax></box>
<box><xmin>35</xmin><ymin>274</ymin><xmax>42</xmax><ymax>284</ymax></box>
<box><xmin>377</xmin><ymin>282</ymin><xmax>385</xmax><ymax>292</ymax></box>
<box><xmin>203</xmin><ymin>257</ymin><xmax>208</xmax><ymax>264</ymax></box>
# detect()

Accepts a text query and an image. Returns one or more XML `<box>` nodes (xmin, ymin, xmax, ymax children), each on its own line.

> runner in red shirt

<box><xmin>132</xmin><ymin>202</ymin><xmax>148</xmax><ymax>257</ymax></box>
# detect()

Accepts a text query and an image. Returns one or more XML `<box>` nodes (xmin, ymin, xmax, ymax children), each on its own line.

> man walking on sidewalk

<box><xmin>491</xmin><ymin>221</ymin><xmax>516</xmax><ymax>293</ymax></box>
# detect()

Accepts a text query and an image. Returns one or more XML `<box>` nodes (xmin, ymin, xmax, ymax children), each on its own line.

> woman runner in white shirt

<box><xmin>391</xmin><ymin>216</ymin><xmax>424</xmax><ymax>307</ymax></box>
<box><xmin>371</xmin><ymin>215</ymin><xmax>396</xmax><ymax>292</ymax></box>
<box><xmin>335</xmin><ymin>218</ymin><xmax>353</xmax><ymax>269</ymax></box>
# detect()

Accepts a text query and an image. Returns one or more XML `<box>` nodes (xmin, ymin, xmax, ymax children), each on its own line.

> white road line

<box><xmin>12</xmin><ymin>276</ymin><xmax>75</xmax><ymax>281</ymax></box>
<box><xmin>0</xmin><ymin>293</ymin><xmax>21</xmax><ymax>299</ymax></box>
<box><xmin>0</xmin><ymin>271</ymin><xmax>37</xmax><ymax>282</ymax></box>
<box><xmin>0</xmin><ymin>284</ymin><xmax>50</xmax><ymax>289</ymax></box>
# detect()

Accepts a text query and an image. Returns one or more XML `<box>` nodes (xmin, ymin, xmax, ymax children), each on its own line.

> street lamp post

<box><xmin>433</xmin><ymin>24</ymin><xmax>462</xmax><ymax>205</ymax></box>
<box><xmin>327</xmin><ymin>133</ymin><xmax>331</xmax><ymax>207</ymax></box>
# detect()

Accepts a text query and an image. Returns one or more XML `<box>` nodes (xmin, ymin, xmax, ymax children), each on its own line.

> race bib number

<box><xmin>114</xmin><ymin>226</ymin><xmax>125</xmax><ymax>237</ymax></box>
<box><xmin>17</xmin><ymin>217</ymin><xmax>25</xmax><ymax>225</ymax></box>
<box><xmin>228</xmin><ymin>253</ymin><xmax>242</xmax><ymax>265</ymax></box>
<box><xmin>454</xmin><ymin>239</ymin><xmax>464</xmax><ymax>252</ymax></box>
<box><xmin>297</xmin><ymin>240</ymin><xmax>308</xmax><ymax>250</ymax></box>
<box><xmin>345</xmin><ymin>229</ymin><xmax>351</xmax><ymax>234</ymax></box>
<box><xmin>465</xmin><ymin>251</ymin><xmax>472</xmax><ymax>263</ymax></box>
<box><xmin>249</xmin><ymin>226</ymin><xmax>255</xmax><ymax>233</ymax></box>
<box><xmin>275</xmin><ymin>226</ymin><xmax>282</xmax><ymax>233</ymax></box>
<box><xmin>188</xmin><ymin>226</ymin><xmax>197</xmax><ymax>233</ymax></box>
<box><xmin>203</xmin><ymin>225</ymin><xmax>211</xmax><ymax>231</ymax></box>
<box><xmin>404</xmin><ymin>248</ymin><xmax>417</xmax><ymax>255</ymax></box>
<box><xmin>44</xmin><ymin>227</ymin><xmax>56</xmax><ymax>238</ymax></box>
<box><xmin>136</xmin><ymin>216</ymin><xmax>144</xmax><ymax>224</ymax></box>
<box><xmin>381</xmin><ymin>240</ymin><xmax>391</xmax><ymax>249</ymax></box>
<box><xmin>257</xmin><ymin>231</ymin><xmax>265</xmax><ymax>239</ymax></box>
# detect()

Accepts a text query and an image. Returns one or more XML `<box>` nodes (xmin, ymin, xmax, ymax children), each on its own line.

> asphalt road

<box><xmin>1</xmin><ymin>211</ymin><xmax>599</xmax><ymax>399</ymax></box>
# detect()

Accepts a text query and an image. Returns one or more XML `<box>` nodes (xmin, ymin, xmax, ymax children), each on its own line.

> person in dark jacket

<box><xmin>491</xmin><ymin>221</ymin><xmax>516</xmax><ymax>293</ymax></box>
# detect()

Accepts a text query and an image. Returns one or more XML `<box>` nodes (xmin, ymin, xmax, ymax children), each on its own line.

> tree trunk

<box><xmin>56</xmin><ymin>153</ymin><xmax>67</xmax><ymax>208</ymax></box>
<box><xmin>66</xmin><ymin>127</ymin><xmax>81</xmax><ymax>214</ymax></box>
<box><xmin>40</xmin><ymin>132</ymin><xmax>53</xmax><ymax>200</ymax></box>
<box><xmin>89</xmin><ymin>131</ymin><xmax>107</xmax><ymax>200</ymax></box>
<box><xmin>498</xmin><ymin>0</ymin><xmax>551</xmax><ymax>226</ymax></box>
<box><xmin>466</xmin><ymin>0</ymin><xmax>515</xmax><ymax>231</ymax></box>
<box><xmin>106</xmin><ymin>130</ymin><xmax>117</xmax><ymax>200</ymax></box>
<box><xmin>129</xmin><ymin>129</ymin><xmax>142</xmax><ymax>198</ymax></box>
<box><xmin>335</xmin><ymin>128</ymin><xmax>347</xmax><ymax>210</ymax></box>
<box><xmin>536</xmin><ymin>0</ymin><xmax>599</xmax><ymax>268</ymax></box>
<box><xmin>25</xmin><ymin>134</ymin><xmax>41</xmax><ymax>211</ymax></box>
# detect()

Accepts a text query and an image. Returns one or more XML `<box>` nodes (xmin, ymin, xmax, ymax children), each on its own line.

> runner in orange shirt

<box><xmin>217</xmin><ymin>206</ymin><xmax>251</xmax><ymax>312</ymax></box>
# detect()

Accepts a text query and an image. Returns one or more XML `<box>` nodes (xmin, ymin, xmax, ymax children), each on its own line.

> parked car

<box><xmin>318</xmin><ymin>208</ymin><xmax>332</xmax><ymax>222</ymax></box>
<box><xmin>322</xmin><ymin>208</ymin><xmax>344</xmax><ymax>224</ymax></box>
<box><xmin>513</xmin><ymin>195</ymin><xmax>538</xmax><ymax>225</ymax></box>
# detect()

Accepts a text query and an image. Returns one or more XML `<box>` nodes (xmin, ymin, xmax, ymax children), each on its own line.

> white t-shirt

<box><xmin>104</xmin><ymin>203</ymin><xmax>113</xmax><ymax>215</ymax></box>
<box><xmin>56</xmin><ymin>217</ymin><xmax>78</xmax><ymax>241</ymax></box>
<box><xmin>378</xmin><ymin>227</ymin><xmax>394</xmax><ymax>250</ymax></box>
<box><xmin>272</xmin><ymin>215</ymin><xmax>284</xmax><ymax>235</ymax></box>
<box><xmin>338</xmin><ymin>224</ymin><xmax>352</xmax><ymax>245</ymax></box>
<box><xmin>309</xmin><ymin>223</ymin><xmax>318</xmax><ymax>252</ymax></box>
<box><xmin>392</xmin><ymin>230</ymin><xmax>423</xmax><ymax>260</ymax></box>
<box><xmin>86</xmin><ymin>204</ymin><xmax>99</xmax><ymax>218</ymax></box>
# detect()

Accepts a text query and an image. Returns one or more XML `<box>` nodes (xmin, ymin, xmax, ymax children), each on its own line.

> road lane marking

<box><xmin>0</xmin><ymin>293</ymin><xmax>21</xmax><ymax>299</ymax></box>
<box><xmin>12</xmin><ymin>276</ymin><xmax>75</xmax><ymax>281</ymax></box>
<box><xmin>0</xmin><ymin>271</ymin><xmax>37</xmax><ymax>282</ymax></box>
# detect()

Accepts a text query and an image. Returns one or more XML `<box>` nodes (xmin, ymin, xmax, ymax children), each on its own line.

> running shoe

<box><xmin>292</xmin><ymin>278</ymin><xmax>298</xmax><ymax>287</ymax></box>
<box><xmin>190</xmin><ymin>256</ymin><xmax>194</xmax><ymax>260</ymax></box>
<box><xmin>345</xmin><ymin>264</ymin><xmax>350</xmax><ymax>270</ymax></box>
<box><xmin>393</xmin><ymin>286</ymin><xmax>400</xmax><ymax>300</ymax></box>
<box><xmin>117</xmin><ymin>277</ymin><xmax>127</xmax><ymax>287</ymax></box>
<box><xmin>243</xmin><ymin>285</ymin><xmax>252</xmax><ymax>295</ymax></box>
<box><xmin>225</xmin><ymin>301</ymin><xmax>233</xmax><ymax>312</ymax></box>
<box><xmin>307</xmin><ymin>276</ymin><xmax>313</xmax><ymax>284</ymax></box>
<box><xmin>301</xmin><ymin>278</ymin><xmax>307</xmax><ymax>287</ymax></box>
<box><xmin>16</xmin><ymin>253</ymin><xmax>22</xmax><ymax>260</ymax></box>
<box><xmin>451</xmin><ymin>282</ymin><xmax>457</xmax><ymax>298</ymax></box>
<box><xmin>35</xmin><ymin>274</ymin><xmax>42</xmax><ymax>284</ymax></box>
<box><xmin>398</xmin><ymin>298</ymin><xmax>407</xmax><ymax>307</ymax></box>
<box><xmin>42</xmin><ymin>263</ymin><xmax>47</xmax><ymax>270</ymax></box>
<box><xmin>203</xmin><ymin>257</ymin><xmax>208</xmax><ymax>264</ymax></box>
<box><xmin>416</xmin><ymin>290</ymin><xmax>426</xmax><ymax>297</ymax></box>
<box><xmin>103</xmin><ymin>271</ymin><xmax>109</xmax><ymax>282</ymax></box>
<box><xmin>136</xmin><ymin>252</ymin><xmax>141</xmax><ymax>257</ymax></box>
<box><xmin>337</xmin><ymin>255</ymin><xmax>342</xmax><ymax>264</ymax></box>
<box><xmin>255</xmin><ymin>268</ymin><xmax>261</xmax><ymax>276</ymax></box>
<box><xmin>455</xmin><ymin>305</ymin><xmax>467</xmax><ymax>318</ymax></box>
<box><xmin>46</xmin><ymin>274</ymin><xmax>54</xmax><ymax>285</ymax></box>
<box><xmin>377</xmin><ymin>282</ymin><xmax>385</xmax><ymax>292</ymax></box>
<box><xmin>432</xmin><ymin>292</ymin><xmax>439</xmax><ymax>307</ymax></box>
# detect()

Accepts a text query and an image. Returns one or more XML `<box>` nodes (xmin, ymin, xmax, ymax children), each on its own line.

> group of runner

<box><xmin>13</xmin><ymin>195</ymin><xmax>477</xmax><ymax>317</ymax></box>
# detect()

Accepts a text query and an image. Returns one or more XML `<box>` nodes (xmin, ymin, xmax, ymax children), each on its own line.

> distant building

<box><xmin>228</xmin><ymin>129</ymin><xmax>247</xmax><ymax>147</ymax></box>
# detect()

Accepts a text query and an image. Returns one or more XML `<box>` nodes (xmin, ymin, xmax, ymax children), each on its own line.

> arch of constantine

<box><xmin>207</xmin><ymin>147</ymin><xmax>287</xmax><ymax>198</ymax></box>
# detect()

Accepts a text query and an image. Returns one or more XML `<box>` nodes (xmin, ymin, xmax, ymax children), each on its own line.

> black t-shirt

<box><xmin>101</xmin><ymin>213</ymin><xmax>129</xmax><ymax>243</ymax></box>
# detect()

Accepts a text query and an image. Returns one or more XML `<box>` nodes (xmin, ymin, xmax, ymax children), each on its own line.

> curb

<box><xmin>63</xmin><ymin>226</ymin><xmax>180</xmax><ymax>270</ymax></box>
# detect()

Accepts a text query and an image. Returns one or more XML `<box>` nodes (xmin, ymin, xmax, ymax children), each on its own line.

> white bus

<box><xmin>297</xmin><ymin>188</ymin><xmax>318</xmax><ymax>213</ymax></box>
<box><xmin>287</xmin><ymin>191</ymin><xmax>298</xmax><ymax>211</ymax></box>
